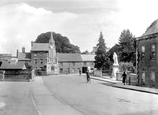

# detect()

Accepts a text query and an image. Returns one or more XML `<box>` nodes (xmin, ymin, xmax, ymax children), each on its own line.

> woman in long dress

<box><xmin>122</xmin><ymin>72</ymin><xmax>127</xmax><ymax>85</ymax></box>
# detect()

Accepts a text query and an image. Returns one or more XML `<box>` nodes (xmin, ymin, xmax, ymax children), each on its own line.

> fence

<box><xmin>0</xmin><ymin>70</ymin><xmax>5</xmax><ymax>81</ymax></box>
<box><xmin>116</xmin><ymin>72</ymin><xmax>138</xmax><ymax>85</ymax></box>
<box><xmin>1</xmin><ymin>70</ymin><xmax>32</xmax><ymax>81</ymax></box>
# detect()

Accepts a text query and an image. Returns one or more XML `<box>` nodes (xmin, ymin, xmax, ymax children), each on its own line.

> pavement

<box><xmin>31</xmin><ymin>76</ymin><xmax>83</xmax><ymax>115</ymax></box>
<box><xmin>91</xmin><ymin>75</ymin><xmax>158</xmax><ymax>95</ymax></box>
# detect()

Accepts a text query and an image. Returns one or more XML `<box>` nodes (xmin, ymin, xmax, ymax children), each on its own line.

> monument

<box><xmin>47</xmin><ymin>31</ymin><xmax>58</xmax><ymax>75</ymax></box>
<box><xmin>112</xmin><ymin>52</ymin><xmax>119</xmax><ymax>80</ymax></box>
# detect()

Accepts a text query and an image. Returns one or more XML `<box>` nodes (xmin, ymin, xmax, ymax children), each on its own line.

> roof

<box><xmin>143</xmin><ymin>19</ymin><xmax>158</xmax><ymax>36</ymax></box>
<box><xmin>80</xmin><ymin>54</ymin><xmax>95</xmax><ymax>61</ymax></box>
<box><xmin>57</xmin><ymin>53</ymin><xmax>95</xmax><ymax>62</ymax></box>
<box><xmin>18</xmin><ymin>52</ymin><xmax>31</xmax><ymax>61</ymax></box>
<box><xmin>0</xmin><ymin>61</ymin><xmax>26</xmax><ymax>70</ymax></box>
<box><xmin>57</xmin><ymin>53</ymin><xmax>82</xmax><ymax>62</ymax></box>
<box><xmin>31</xmin><ymin>43</ymin><xmax>49</xmax><ymax>51</ymax></box>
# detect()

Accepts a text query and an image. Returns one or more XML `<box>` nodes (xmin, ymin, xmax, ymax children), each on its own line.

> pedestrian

<box><xmin>122</xmin><ymin>71</ymin><xmax>127</xmax><ymax>85</ymax></box>
<box><xmin>79</xmin><ymin>69</ymin><xmax>81</xmax><ymax>75</ymax></box>
<box><xmin>86</xmin><ymin>70</ymin><xmax>91</xmax><ymax>83</ymax></box>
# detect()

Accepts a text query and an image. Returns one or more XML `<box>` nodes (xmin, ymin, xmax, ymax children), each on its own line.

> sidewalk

<box><xmin>91</xmin><ymin>75</ymin><xmax>158</xmax><ymax>95</ymax></box>
<box><xmin>31</xmin><ymin>76</ymin><xmax>83</xmax><ymax>115</ymax></box>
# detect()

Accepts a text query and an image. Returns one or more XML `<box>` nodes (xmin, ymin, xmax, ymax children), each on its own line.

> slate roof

<box><xmin>57</xmin><ymin>53</ymin><xmax>82</xmax><ymax>62</ymax></box>
<box><xmin>18</xmin><ymin>52</ymin><xmax>31</xmax><ymax>61</ymax></box>
<box><xmin>142</xmin><ymin>19</ymin><xmax>158</xmax><ymax>36</ymax></box>
<box><xmin>0</xmin><ymin>61</ymin><xmax>26</xmax><ymax>70</ymax></box>
<box><xmin>57</xmin><ymin>53</ymin><xmax>95</xmax><ymax>62</ymax></box>
<box><xmin>31</xmin><ymin>43</ymin><xmax>49</xmax><ymax>51</ymax></box>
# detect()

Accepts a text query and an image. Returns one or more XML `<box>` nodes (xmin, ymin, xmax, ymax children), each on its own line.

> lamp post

<box><xmin>135</xmin><ymin>37</ymin><xmax>139</xmax><ymax>85</ymax></box>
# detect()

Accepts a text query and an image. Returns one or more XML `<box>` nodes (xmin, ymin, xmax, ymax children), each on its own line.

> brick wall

<box><xmin>138</xmin><ymin>36</ymin><xmax>158</xmax><ymax>88</ymax></box>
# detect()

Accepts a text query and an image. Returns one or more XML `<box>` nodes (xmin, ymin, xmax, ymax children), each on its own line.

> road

<box><xmin>0</xmin><ymin>82</ymin><xmax>38</xmax><ymax>115</ymax></box>
<box><xmin>43</xmin><ymin>74</ymin><xmax>158</xmax><ymax>115</ymax></box>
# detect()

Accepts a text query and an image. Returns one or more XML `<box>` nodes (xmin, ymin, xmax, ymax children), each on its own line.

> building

<box><xmin>0</xmin><ymin>58</ymin><xmax>26</xmax><ymax>70</ymax></box>
<box><xmin>0</xmin><ymin>52</ymin><xmax>12</xmax><ymax>62</ymax></box>
<box><xmin>57</xmin><ymin>53</ymin><xmax>95</xmax><ymax>74</ymax></box>
<box><xmin>137</xmin><ymin>19</ymin><xmax>158</xmax><ymax>88</ymax></box>
<box><xmin>0</xmin><ymin>58</ymin><xmax>31</xmax><ymax>81</ymax></box>
<box><xmin>31</xmin><ymin>32</ymin><xmax>58</xmax><ymax>75</ymax></box>
<box><xmin>17</xmin><ymin>47</ymin><xmax>31</xmax><ymax>69</ymax></box>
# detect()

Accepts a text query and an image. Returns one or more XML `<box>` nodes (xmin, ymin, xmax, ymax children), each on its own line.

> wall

<box><xmin>58</xmin><ymin>61</ymin><xmax>94</xmax><ymax>74</ymax></box>
<box><xmin>138</xmin><ymin>36</ymin><xmax>158</xmax><ymax>88</ymax></box>
<box><xmin>58</xmin><ymin>62</ymin><xmax>82</xmax><ymax>74</ymax></box>
<box><xmin>31</xmin><ymin>51</ymin><xmax>48</xmax><ymax>69</ymax></box>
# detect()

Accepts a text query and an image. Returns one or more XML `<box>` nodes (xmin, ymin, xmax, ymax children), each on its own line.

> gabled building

<box><xmin>57</xmin><ymin>53</ymin><xmax>95</xmax><ymax>74</ymax></box>
<box><xmin>137</xmin><ymin>19</ymin><xmax>158</xmax><ymax>88</ymax></box>
<box><xmin>0</xmin><ymin>60</ymin><xmax>26</xmax><ymax>70</ymax></box>
<box><xmin>0</xmin><ymin>58</ymin><xmax>31</xmax><ymax>81</ymax></box>
<box><xmin>17</xmin><ymin>47</ymin><xmax>31</xmax><ymax>69</ymax></box>
<box><xmin>31</xmin><ymin>32</ymin><xmax>58</xmax><ymax>75</ymax></box>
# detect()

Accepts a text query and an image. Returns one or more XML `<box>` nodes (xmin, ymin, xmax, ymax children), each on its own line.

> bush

<box><xmin>119</xmin><ymin>62</ymin><xmax>136</xmax><ymax>73</ymax></box>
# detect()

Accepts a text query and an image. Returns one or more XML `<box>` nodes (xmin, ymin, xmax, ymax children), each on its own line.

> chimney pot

<box><xmin>22</xmin><ymin>47</ymin><xmax>25</xmax><ymax>53</ymax></box>
<box><xmin>31</xmin><ymin>41</ymin><xmax>33</xmax><ymax>47</ymax></box>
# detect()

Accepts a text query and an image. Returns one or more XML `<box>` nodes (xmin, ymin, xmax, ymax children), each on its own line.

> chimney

<box><xmin>31</xmin><ymin>41</ymin><xmax>33</xmax><ymax>47</ymax></box>
<box><xmin>17</xmin><ymin>49</ymin><xmax>19</xmax><ymax>58</ymax></box>
<box><xmin>22</xmin><ymin>47</ymin><xmax>25</xmax><ymax>53</ymax></box>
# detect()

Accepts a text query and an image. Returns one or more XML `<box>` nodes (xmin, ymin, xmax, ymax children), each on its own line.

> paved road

<box><xmin>0</xmin><ymin>82</ymin><xmax>38</xmax><ymax>115</ymax></box>
<box><xmin>43</xmin><ymin>74</ymin><xmax>158</xmax><ymax>115</ymax></box>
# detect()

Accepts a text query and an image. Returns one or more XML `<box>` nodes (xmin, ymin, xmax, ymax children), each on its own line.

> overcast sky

<box><xmin>0</xmin><ymin>0</ymin><xmax>158</xmax><ymax>55</ymax></box>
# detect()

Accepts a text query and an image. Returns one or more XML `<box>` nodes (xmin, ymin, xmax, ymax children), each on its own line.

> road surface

<box><xmin>0</xmin><ymin>82</ymin><xmax>38</xmax><ymax>115</ymax></box>
<box><xmin>43</xmin><ymin>74</ymin><xmax>158</xmax><ymax>115</ymax></box>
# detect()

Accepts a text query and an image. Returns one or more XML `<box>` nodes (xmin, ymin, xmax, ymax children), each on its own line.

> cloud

<box><xmin>116</xmin><ymin>0</ymin><xmax>158</xmax><ymax>37</ymax></box>
<box><xmin>2</xmin><ymin>0</ymin><xmax>157</xmax><ymax>56</ymax></box>
<box><xmin>0</xmin><ymin>3</ymin><xmax>77</xmax><ymax>55</ymax></box>
<box><xmin>0</xmin><ymin>1</ymin><xmax>119</xmax><ymax>55</ymax></box>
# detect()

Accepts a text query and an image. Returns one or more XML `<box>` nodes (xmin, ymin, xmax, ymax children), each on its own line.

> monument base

<box><xmin>112</xmin><ymin>64</ymin><xmax>119</xmax><ymax>80</ymax></box>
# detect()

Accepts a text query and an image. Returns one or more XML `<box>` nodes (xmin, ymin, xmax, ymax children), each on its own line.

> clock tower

<box><xmin>47</xmin><ymin>31</ymin><xmax>58</xmax><ymax>74</ymax></box>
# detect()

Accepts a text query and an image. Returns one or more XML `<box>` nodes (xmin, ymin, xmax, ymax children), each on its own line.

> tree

<box><xmin>82</xmin><ymin>50</ymin><xmax>89</xmax><ymax>54</ymax></box>
<box><xmin>94</xmin><ymin>32</ymin><xmax>110</xmax><ymax>70</ymax></box>
<box><xmin>35</xmin><ymin>32</ymin><xmax>80</xmax><ymax>53</ymax></box>
<box><xmin>118</xmin><ymin>29</ymin><xmax>136</xmax><ymax>66</ymax></box>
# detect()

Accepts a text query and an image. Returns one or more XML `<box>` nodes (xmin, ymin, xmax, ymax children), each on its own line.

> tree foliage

<box><xmin>118</xmin><ymin>29</ymin><xmax>136</xmax><ymax>66</ymax></box>
<box><xmin>94</xmin><ymin>32</ymin><xmax>111</xmax><ymax>70</ymax></box>
<box><xmin>81</xmin><ymin>50</ymin><xmax>89</xmax><ymax>54</ymax></box>
<box><xmin>35</xmin><ymin>32</ymin><xmax>80</xmax><ymax>53</ymax></box>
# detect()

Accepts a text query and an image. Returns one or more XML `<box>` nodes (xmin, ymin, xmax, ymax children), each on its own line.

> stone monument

<box><xmin>112</xmin><ymin>52</ymin><xmax>119</xmax><ymax>80</ymax></box>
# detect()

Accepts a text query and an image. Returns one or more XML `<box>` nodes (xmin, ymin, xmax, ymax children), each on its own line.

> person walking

<box><xmin>79</xmin><ymin>69</ymin><xmax>81</xmax><ymax>75</ymax></box>
<box><xmin>86</xmin><ymin>70</ymin><xmax>91</xmax><ymax>83</ymax></box>
<box><xmin>122</xmin><ymin>71</ymin><xmax>127</xmax><ymax>85</ymax></box>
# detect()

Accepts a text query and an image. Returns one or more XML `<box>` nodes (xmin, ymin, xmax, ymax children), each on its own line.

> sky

<box><xmin>0</xmin><ymin>0</ymin><xmax>158</xmax><ymax>55</ymax></box>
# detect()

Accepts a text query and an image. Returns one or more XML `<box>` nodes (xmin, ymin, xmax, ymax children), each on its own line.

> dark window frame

<box><xmin>34</xmin><ymin>58</ymin><xmax>37</xmax><ymax>64</ymax></box>
<box><xmin>141</xmin><ymin>46</ymin><xmax>145</xmax><ymax>60</ymax></box>
<box><xmin>150</xmin><ymin>43</ymin><xmax>156</xmax><ymax>60</ymax></box>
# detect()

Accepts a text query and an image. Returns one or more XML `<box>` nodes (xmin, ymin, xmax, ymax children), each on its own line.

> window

<box><xmin>141</xmin><ymin>71</ymin><xmax>145</xmax><ymax>86</ymax></box>
<box><xmin>141</xmin><ymin>46</ymin><xmax>145</xmax><ymax>59</ymax></box>
<box><xmin>151</xmin><ymin>44</ymin><xmax>156</xmax><ymax>60</ymax></box>
<box><xmin>34</xmin><ymin>53</ymin><xmax>37</xmax><ymax>56</ymax></box>
<box><xmin>40</xmin><ymin>59</ymin><xmax>43</xmax><ymax>64</ymax></box>
<box><xmin>72</xmin><ymin>62</ymin><xmax>75</xmax><ymax>66</ymax></box>
<box><xmin>60</xmin><ymin>62</ymin><xmax>63</xmax><ymax>66</ymax></box>
<box><xmin>34</xmin><ymin>59</ymin><xmax>37</xmax><ymax>64</ymax></box>
<box><xmin>72</xmin><ymin>68</ymin><xmax>75</xmax><ymax>73</ymax></box>
<box><xmin>84</xmin><ymin>62</ymin><xmax>87</xmax><ymax>66</ymax></box>
<box><xmin>150</xmin><ymin>71</ymin><xmax>155</xmax><ymax>87</ymax></box>
<box><xmin>40</xmin><ymin>52</ymin><xmax>43</xmax><ymax>56</ymax></box>
<box><xmin>60</xmin><ymin>68</ymin><xmax>63</xmax><ymax>73</ymax></box>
